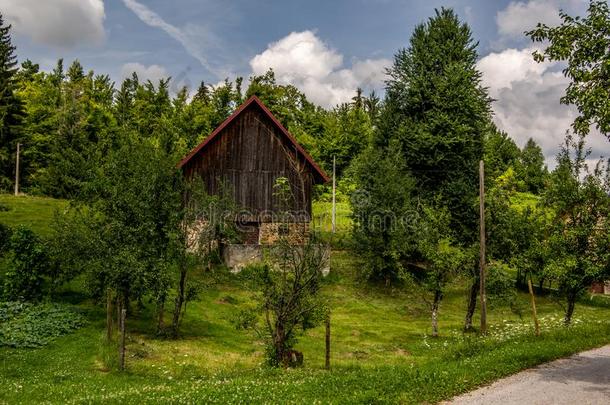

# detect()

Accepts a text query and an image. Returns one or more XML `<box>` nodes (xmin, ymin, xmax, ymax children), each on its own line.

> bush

<box><xmin>0</xmin><ymin>223</ymin><xmax>11</xmax><ymax>255</ymax></box>
<box><xmin>0</xmin><ymin>301</ymin><xmax>85</xmax><ymax>348</ymax></box>
<box><xmin>2</xmin><ymin>226</ymin><xmax>52</xmax><ymax>301</ymax></box>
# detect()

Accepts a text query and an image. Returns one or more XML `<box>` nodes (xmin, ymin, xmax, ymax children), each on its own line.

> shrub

<box><xmin>2</xmin><ymin>226</ymin><xmax>52</xmax><ymax>301</ymax></box>
<box><xmin>0</xmin><ymin>223</ymin><xmax>11</xmax><ymax>255</ymax></box>
<box><xmin>0</xmin><ymin>301</ymin><xmax>85</xmax><ymax>348</ymax></box>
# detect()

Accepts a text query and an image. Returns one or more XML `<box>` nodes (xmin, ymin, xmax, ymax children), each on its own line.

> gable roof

<box><xmin>177</xmin><ymin>95</ymin><xmax>330</xmax><ymax>184</ymax></box>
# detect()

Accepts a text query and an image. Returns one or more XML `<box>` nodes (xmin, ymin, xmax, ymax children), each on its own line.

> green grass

<box><xmin>0</xmin><ymin>194</ymin><xmax>67</xmax><ymax>237</ymax></box>
<box><xmin>2</xmin><ymin>195</ymin><xmax>610</xmax><ymax>403</ymax></box>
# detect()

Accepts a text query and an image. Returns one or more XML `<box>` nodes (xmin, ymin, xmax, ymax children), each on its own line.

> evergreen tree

<box><xmin>518</xmin><ymin>138</ymin><xmax>547</xmax><ymax>194</ymax></box>
<box><xmin>0</xmin><ymin>14</ymin><xmax>23</xmax><ymax>191</ymax></box>
<box><xmin>361</xmin><ymin>8</ymin><xmax>492</xmax><ymax>329</ymax></box>
<box><xmin>484</xmin><ymin>126</ymin><xmax>521</xmax><ymax>182</ymax></box>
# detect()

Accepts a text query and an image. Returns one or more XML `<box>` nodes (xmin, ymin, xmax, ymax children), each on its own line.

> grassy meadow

<box><xmin>1</xmin><ymin>194</ymin><xmax>610</xmax><ymax>404</ymax></box>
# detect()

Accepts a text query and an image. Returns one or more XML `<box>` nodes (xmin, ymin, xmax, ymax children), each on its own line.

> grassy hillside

<box><xmin>0</xmin><ymin>194</ymin><xmax>67</xmax><ymax>237</ymax></box>
<box><xmin>2</xmin><ymin>194</ymin><xmax>610</xmax><ymax>403</ymax></box>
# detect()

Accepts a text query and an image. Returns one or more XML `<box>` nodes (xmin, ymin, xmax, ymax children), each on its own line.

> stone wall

<box><xmin>258</xmin><ymin>222</ymin><xmax>309</xmax><ymax>244</ymax></box>
<box><xmin>223</xmin><ymin>243</ymin><xmax>331</xmax><ymax>275</ymax></box>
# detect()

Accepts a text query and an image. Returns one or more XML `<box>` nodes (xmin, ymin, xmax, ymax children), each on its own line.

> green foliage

<box><xmin>0</xmin><ymin>13</ymin><xmax>23</xmax><ymax>192</ymax></box>
<box><xmin>528</xmin><ymin>1</ymin><xmax>610</xmax><ymax>137</ymax></box>
<box><xmin>239</xmin><ymin>237</ymin><xmax>328</xmax><ymax>367</ymax></box>
<box><xmin>0</xmin><ymin>222</ymin><xmax>10</xmax><ymax>254</ymax></box>
<box><xmin>517</xmin><ymin>138</ymin><xmax>548</xmax><ymax>194</ymax></box>
<box><xmin>2</xmin><ymin>226</ymin><xmax>51</xmax><ymax>301</ymax></box>
<box><xmin>542</xmin><ymin>133</ymin><xmax>610</xmax><ymax>324</ymax></box>
<box><xmin>484</xmin><ymin>127</ymin><xmax>521</xmax><ymax>183</ymax></box>
<box><xmin>351</xmin><ymin>145</ymin><xmax>416</xmax><ymax>283</ymax></box>
<box><xmin>380</xmin><ymin>7</ymin><xmax>490</xmax><ymax>244</ymax></box>
<box><xmin>0</xmin><ymin>301</ymin><xmax>85</xmax><ymax>348</ymax></box>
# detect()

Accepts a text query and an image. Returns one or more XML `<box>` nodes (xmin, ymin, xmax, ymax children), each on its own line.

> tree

<box><xmin>408</xmin><ymin>206</ymin><xmax>469</xmax><ymax>337</ymax></box>
<box><xmin>318</xmin><ymin>101</ymin><xmax>373</xmax><ymax>177</ymax></box>
<box><xmin>53</xmin><ymin>135</ymin><xmax>181</xmax><ymax>336</ymax></box>
<box><xmin>2</xmin><ymin>226</ymin><xmax>51</xmax><ymax>301</ymax></box>
<box><xmin>484</xmin><ymin>127</ymin><xmax>521</xmax><ymax>183</ymax></box>
<box><xmin>238</xmin><ymin>236</ymin><xmax>328</xmax><ymax>367</ymax></box>
<box><xmin>528</xmin><ymin>1</ymin><xmax>610</xmax><ymax>137</ymax></box>
<box><xmin>0</xmin><ymin>13</ymin><xmax>23</xmax><ymax>191</ymax></box>
<box><xmin>542</xmin><ymin>133</ymin><xmax>610</xmax><ymax>325</ymax></box>
<box><xmin>518</xmin><ymin>138</ymin><xmax>548</xmax><ymax>194</ymax></box>
<box><xmin>372</xmin><ymin>8</ymin><xmax>491</xmax><ymax>328</ymax></box>
<box><xmin>351</xmin><ymin>144</ymin><xmax>416</xmax><ymax>284</ymax></box>
<box><xmin>170</xmin><ymin>180</ymin><xmax>238</xmax><ymax>338</ymax></box>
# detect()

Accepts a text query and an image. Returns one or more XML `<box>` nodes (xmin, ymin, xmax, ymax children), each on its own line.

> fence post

<box><xmin>325</xmin><ymin>313</ymin><xmax>331</xmax><ymax>370</ymax></box>
<box><xmin>527</xmin><ymin>276</ymin><xmax>540</xmax><ymax>336</ymax></box>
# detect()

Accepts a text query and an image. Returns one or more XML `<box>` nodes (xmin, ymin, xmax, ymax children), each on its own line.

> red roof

<box><xmin>177</xmin><ymin>95</ymin><xmax>329</xmax><ymax>183</ymax></box>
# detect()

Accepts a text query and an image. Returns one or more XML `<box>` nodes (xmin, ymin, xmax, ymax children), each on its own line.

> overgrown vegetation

<box><xmin>0</xmin><ymin>2</ymin><xmax>610</xmax><ymax>403</ymax></box>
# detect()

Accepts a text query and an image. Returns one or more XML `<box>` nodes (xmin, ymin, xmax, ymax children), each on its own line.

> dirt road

<box><xmin>446</xmin><ymin>345</ymin><xmax>610</xmax><ymax>404</ymax></box>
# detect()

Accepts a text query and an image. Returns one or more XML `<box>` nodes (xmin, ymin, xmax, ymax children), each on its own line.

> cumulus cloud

<box><xmin>479</xmin><ymin>0</ymin><xmax>610</xmax><ymax>168</ymax></box>
<box><xmin>120</xmin><ymin>63</ymin><xmax>169</xmax><ymax>84</ymax></box>
<box><xmin>121</xmin><ymin>0</ymin><xmax>226</xmax><ymax>78</ymax></box>
<box><xmin>496</xmin><ymin>0</ymin><xmax>562</xmax><ymax>39</ymax></box>
<box><xmin>250</xmin><ymin>31</ymin><xmax>390</xmax><ymax>108</ymax></box>
<box><xmin>0</xmin><ymin>0</ymin><xmax>105</xmax><ymax>48</ymax></box>
<box><xmin>477</xmin><ymin>47</ymin><xmax>607</xmax><ymax>168</ymax></box>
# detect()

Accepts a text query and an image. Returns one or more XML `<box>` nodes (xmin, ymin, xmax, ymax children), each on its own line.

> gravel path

<box><xmin>445</xmin><ymin>345</ymin><xmax>610</xmax><ymax>404</ymax></box>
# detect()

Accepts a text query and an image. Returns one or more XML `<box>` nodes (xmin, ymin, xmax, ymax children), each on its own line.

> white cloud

<box><xmin>120</xmin><ymin>63</ymin><xmax>168</xmax><ymax>84</ymax></box>
<box><xmin>477</xmin><ymin>47</ymin><xmax>607</xmax><ymax>168</ymax></box>
<box><xmin>477</xmin><ymin>47</ymin><xmax>555</xmax><ymax>98</ymax></box>
<box><xmin>0</xmin><ymin>0</ymin><xmax>105</xmax><ymax>48</ymax></box>
<box><xmin>480</xmin><ymin>0</ymin><xmax>609</xmax><ymax>168</ymax></box>
<box><xmin>121</xmin><ymin>0</ymin><xmax>226</xmax><ymax>78</ymax></box>
<box><xmin>496</xmin><ymin>0</ymin><xmax>562</xmax><ymax>39</ymax></box>
<box><xmin>250</xmin><ymin>31</ymin><xmax>390</xmax><ymax>108</ymax></box>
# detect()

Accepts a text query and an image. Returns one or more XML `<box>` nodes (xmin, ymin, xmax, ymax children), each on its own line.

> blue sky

<box><xmin>1</xmin><ymin>0</ymin><xmax>607</xmax><ymax>164</ymax></box>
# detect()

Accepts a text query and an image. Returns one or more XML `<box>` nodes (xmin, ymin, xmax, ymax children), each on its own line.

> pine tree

<box><xmin>369</xmin><ymin>8</ymin><xmax>492</xmax><ymax>328</ymax></box>
<box><xmin>518</xmin><ymin>138</ymin><xmax>547</xmax><ymax>194</ymax></box>
<box><xmin>0</xmin><ymin>13</ymin><xmax>23</xmax><ymax>191</ymax></box>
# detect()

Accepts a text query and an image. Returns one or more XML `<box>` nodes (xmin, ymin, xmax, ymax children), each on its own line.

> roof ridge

<box><xmin>177</xmin><ymin>95</ymin><xmax>330</xmax><ymax>183</ymax></box>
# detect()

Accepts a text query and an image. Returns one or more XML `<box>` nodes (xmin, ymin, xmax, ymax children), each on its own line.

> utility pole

<box><xmin>479</xmin><ymin>160</ymin><xmax>487</xmax><ymax>335</ymax></box>
<box><xmin>331</xmin><ymin>155</ymin><xmax>336</xmax><ymax>234</ymax></box>
<box><xmin>14</xmin><ymin>143</ymin><xmax>20</xmax><ymax>196</ymax></box>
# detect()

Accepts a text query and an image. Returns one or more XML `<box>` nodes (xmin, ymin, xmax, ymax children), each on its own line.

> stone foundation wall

<box><xmin>223</xmin><ymin>243</ymin><xmax>331</xmax><ymax>275</ymax></box>
<box><xmin>258</xmin><ymin>222</ymin><xmax>309</xmax><ymax>245</ymax></box>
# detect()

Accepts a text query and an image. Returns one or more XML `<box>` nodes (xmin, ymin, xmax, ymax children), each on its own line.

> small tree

<box><xmin>542</xmin><ymin>133</ymin><xmax>610</xmax><ymax>325</ymax></box>
<box><xmin>2</xmin><ymin>226</ymin><xmax>51</xmax><ymax>301</ymax></box>
<box><xmin>170</xmin><ymin>179</ymin><xmax>237</xmax><ymax>338</ymax></box>
<box><xmin>238</xmin><ymin>237</ymin><xmax>328</xmax><ymax>367</ymax></box>
<box><xmin>408</xmin><ymin>206</ymin><xmax>469</xmax><ymax>337</ymax></box>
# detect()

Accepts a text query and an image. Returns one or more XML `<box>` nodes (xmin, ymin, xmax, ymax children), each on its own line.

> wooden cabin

<box><xmin>178</xmin><ymin>96</ymin><xmax>329</xmax><ymax>246</ymax></box>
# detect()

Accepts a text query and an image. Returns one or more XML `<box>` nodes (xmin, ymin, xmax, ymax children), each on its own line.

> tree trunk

<box><xmin>274</xmin><ymin>322</ymin><xmax>287</xmax><ymax>366</ymax></box>
<box><xmin>106</xmin><ymin>289</ymin><xmax>113</xmax><ymax>341</ymax></box>
<box><xmin>564</xmin><ymin>293</ymin><xmax>576</xmax><ymax>326</ymax></box>
<box><xmin>172</xmin><ymin>264</ymin><xmax>187</xmax><ymax>338</ymax></box>
<box><xmin>156</xmin><ymin>298</ymin><xmax>165</xmax><ymax>335</ymax></box>
<box><xmin>431</xmin><ymin>290</ymin><xmax>442</xmax><ymax>338</ymax></box>
<box><xmin>464</xmin><ymin>276</ymin><xmax>478</xmax><ymax>331</ymax></box>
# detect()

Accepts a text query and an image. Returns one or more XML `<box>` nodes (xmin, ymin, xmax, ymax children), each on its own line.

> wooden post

<box><xmin>14</xmin><ymin>143</ymin><xmax>20</xmax><ymax>196</ymax></box>
<box><xmin>325</xmin><ymin>313</ymin><xmax>331</xmax><ymax>370</ymax></box>
<box><xmin>479</xmin><ymin>160</ymin><xmax>487</xmax><ymax>335</ymax></box>
<box><xmin>527</xmin><ymin>276</ymin><xmax>540</xmax><ymax>336</ymax></box>
<box><xmin>106</xmin><ymin>289</ymin><xmax>113</xmax><ymax>341</ymax></box>
<box><xmin>331</xmin><ymin>155</ymin><xmax>336</xmax><ymax>234</ymax></box>
<box><xmin>119</xmin><ymin>308</ymin><xmax>126</xmax><ymax>371</ymax></box>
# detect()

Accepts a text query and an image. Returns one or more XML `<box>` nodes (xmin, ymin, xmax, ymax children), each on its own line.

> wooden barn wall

<box><xmin>183</xmin><ymin>105</ymin><xmax>314</xmax><ymax>222</ymax></box>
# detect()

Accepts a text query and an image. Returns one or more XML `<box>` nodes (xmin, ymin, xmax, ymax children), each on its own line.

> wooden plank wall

<box><xmin>183</xmin><ymin>104</ymin><xmax>314</xmax><ymax>222</ymax></box>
